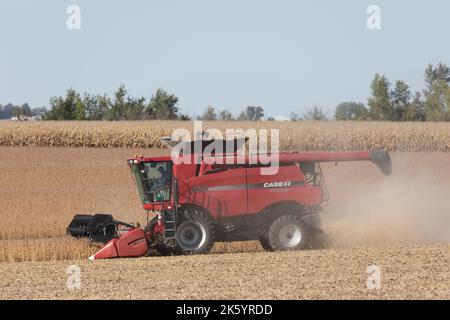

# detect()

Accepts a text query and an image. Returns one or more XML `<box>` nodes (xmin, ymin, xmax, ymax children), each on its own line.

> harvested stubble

<box><xmin>1</xmin><ymin>245</ymin><xmax>449</xmax><ymax>299</ymax></box>
<box><xmin>1</xmin><ymin>121</ymin><xmax>450</xmax><ymax>151</ymax></box>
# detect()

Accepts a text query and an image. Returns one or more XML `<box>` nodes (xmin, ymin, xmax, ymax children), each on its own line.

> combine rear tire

<box><xmin>267</xmin><ymin>215</ymin><xmax>309</xmax><ymax>251</ymax></box>
<box><xmin>176</xmin><ymin>208</ymin><xmax>215</xmax><ymax>255</ymax></box>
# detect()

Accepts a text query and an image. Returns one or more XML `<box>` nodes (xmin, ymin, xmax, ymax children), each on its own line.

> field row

<box><xmin>1</xmin><ymin>121</ymin><xmax>450</xmax><ymax>151</ymax></box>
<box><xmin>1</xmin><ymin>245</ymin><xmax>448</xmax><ymax>299</ymax></box>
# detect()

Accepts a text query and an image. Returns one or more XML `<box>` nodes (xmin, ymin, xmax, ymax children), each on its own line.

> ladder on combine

<box><xmin>163</xmin><ymin>211</ymin><xmax>176</xmax><ymax>246</ymax></box>
<box><xmin>163</xmin><ymin>177</ymin><xmax>179</xmax><ymax>247</ymax></box>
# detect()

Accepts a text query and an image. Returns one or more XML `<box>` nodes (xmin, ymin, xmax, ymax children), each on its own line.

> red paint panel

<box><xmin>116</xmin><ymin>228</ymin><xmax>148</xmax><ymax>257</ymax></box>
<box><xmin>246</xmin><ymin>166</ymin><xmax>321</xmax><ymax>213</ymax></box>
<box><xmin>90</xmin><ymin>239</ymin><xmax>119</xmax><ymax>260</ymax></box>
<box><xmin>186</xmin><ymin>167</ymin><xmax>247</xmax><ymax>219</ymax></box>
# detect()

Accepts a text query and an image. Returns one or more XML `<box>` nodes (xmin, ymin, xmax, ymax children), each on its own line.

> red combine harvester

<box><xmin>67</xmin><ymin>138</ymin><xmax>391</xmax><ymax>260</ymax></box>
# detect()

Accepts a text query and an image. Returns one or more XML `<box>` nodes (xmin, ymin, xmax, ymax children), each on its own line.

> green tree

<box><xmin>368</xmin><ymin>74</ymin><xmax>393</xmax><ymax>120</ymax></box>
<box><xmin>391</xmin><ymin>80</ymin><xmax>411</xmax><ymax>121</ymax></box>
<box><xmin>424</xmin><ymin>63</ymin><xmax>450</xmax><ymax>93</ymax></box>
<box><xmin>334</xmin><ymin>102</ymin><xmax>368</xmax><ymax>120</ymax></box>
<box><xmin>405</xmin><ymin>92</ymin><xmax>426</xmax><ymax>121</ymax></box>
<box><xmin>146</xmin><ymin>88</ymin><xmax>179</xmax><ymax>120</ymax></box>
<box><xmin>289</xmin><ymin>112</ymin><xmax>301</xmax><ymax>121</ymax></box>
<box><xmin>11</xmin><ymin>105</ymin><xmax>22</xmax><ymax>119</ymax></box>
<box><xmin>423</xmin><ymin>63</ymin><xmax>450</xmax><ymax>121</ymax></box>
<box><xmin>84</xmin><ymin>94</ymin><xmax>110</xmax><ymax>120</ymax></box>
<box><xmin>245</xmin><ymin>106</ymin><xmax>264</xmax><ymax>121</ymax></box>
<box><xmin>179</xmin><ymin>113</ymin><xmax>192</xmax><ymax>121</ymax></box>
<box><xmin>11</xmin><ymin>103</ymin><xmax>32</xmax><ymax>120</ymax></box>
<box><xmin>108</xmin><ymin>85</ymin><xmax>128</xmax><ymax>120</ymax></box>
<box><xmin>0</xmin><ymin>104</ymin><xmax>14</xmax><ymax>119</ymax></box>
<box><xmin>125</xmin><ymin>96</ymin><xmax>146</xmax><ymax>120</ymax></box>
<box><xmin>219</xmin><ymin>109</ymin><xmax>234</xmax><ymax>120</ymax></box>
<box><xmin>303</xmin><ymin>106</ymin><xmax>327</xmax><ymax>120</ymax></box>
<box><xmin>200</xmin><ymin>106</ymin><xmax>218</xmax><ymax>120</ymax></box>
<box><xmin>44</xmin><ymin>89</ymin><xmax>82</xmax><ymax>120</ymax></box>
<box><xmin>108</xmin><ymin>85</ymin><xmax>147</xmax><ymax>120</ymax></box>
<box><xmin>424</xmin><ymin>80</ymin><xmax>450</xmax><ymax>121</ymax></box>
<box><xmin>237</xmin><ymin>111</ymin><xmax>247</xmax><ymax>121</ymax></box>
<box><xmin>74</xmin><ymin>98</ymin><xmax>86</xmax><ymax>120</ymax></box>
<box><xmin>254</xmin><ymin>106</ymin><xmax>264</xmax><ymax>120</ymax></box>
<box><xmin>21</xmin><ymin>103</ymin><xmax>32</xmax><ymax>118</ymax></box>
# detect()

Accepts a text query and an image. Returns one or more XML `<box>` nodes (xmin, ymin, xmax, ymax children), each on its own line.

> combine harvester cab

<box><xmin>67</xmin><ymin>138</ymin><xmax>392</xmax><ymax>260</ymax></box>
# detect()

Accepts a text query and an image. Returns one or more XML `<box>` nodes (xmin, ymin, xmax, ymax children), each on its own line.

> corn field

<box><xmin>1</xmin><ymin>120</ymin><xmax>450</xmax><ymax>263</ymax></box>
<box><xmin>1</xmin><ymin>121</ymin><xmax>450</xmax><ymax>151</ymax></box>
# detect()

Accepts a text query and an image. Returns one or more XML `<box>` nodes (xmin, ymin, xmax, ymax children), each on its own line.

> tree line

<box><xmin>0</xmin><ymin>103</ymin><xmax>46</xmax><ymax>120</ymax></box>
<box><xmin>2</xmin><ymin>62</ymin><xmax>449</xmax><ymax>122</ymax></box>
<box><xmin>335</xmin><ymin>62</ymin><xmax>450</xmax><ymax>121</ymax></box>
<box><xmin>43</xmin><ymin>86</ymin><xmax>188</xmax><ymax>121</ymax></box>
<box><xmin>40</xmin><ymin>86</ymin><xmax>268</xmax><ymax>121</ymax></box>
<box><xmin>197</xmin><ymin>105</ymin><xmax>265</xmax><ymax>121</ymax></box>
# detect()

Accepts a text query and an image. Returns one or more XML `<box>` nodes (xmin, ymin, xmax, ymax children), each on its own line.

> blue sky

<box><xmin>1</xmin><ymin>0</ymin><xmax>449</xmax><ymax>117</ymax></box>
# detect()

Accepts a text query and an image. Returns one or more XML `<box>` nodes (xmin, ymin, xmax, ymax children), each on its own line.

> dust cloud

<box><xmin>321</xmin><ymin>153</ymin><xmax>450</xmax><ymax>248</ymax></box>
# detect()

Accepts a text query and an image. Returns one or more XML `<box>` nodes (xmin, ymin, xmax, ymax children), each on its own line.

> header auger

<box><xmin>67</xmin><ymin>137</ymin><xmax>391</xmax><ymax>259</ymax></box>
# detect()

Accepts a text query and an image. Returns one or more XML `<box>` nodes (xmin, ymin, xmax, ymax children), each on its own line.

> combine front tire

<box><xmin>258</xmin><ymin>233</ymin><xmax>273</xmax><ymax>251</ymax></box>
<box><xmin>156</xmin><ymin>245</ymin><xmax>175</xmax><ymax>256</ymax></box>
<box><xmin>267</xmin><ymin>215</ymin><xmax>309</xmax><ymax>251</ymax></box>
<box><xmin>176</xmin><ymin>208</ymin><xmax>215</xmax><ymax>254</ymax></box>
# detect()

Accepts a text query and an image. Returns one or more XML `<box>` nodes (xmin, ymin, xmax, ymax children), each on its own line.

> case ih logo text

<box><xmin>263</xmin><ymin>181</ymin><xmax>291</xmax><ymax>188</ymax></box>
